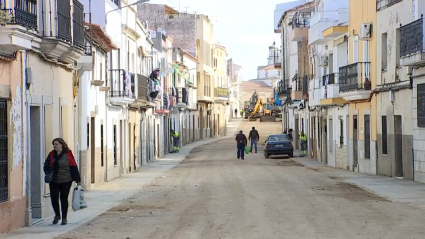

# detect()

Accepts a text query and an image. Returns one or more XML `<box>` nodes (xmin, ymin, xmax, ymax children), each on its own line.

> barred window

<box><xmin>0</xmin><ymin>99</ymin><xmax>8</xmax><ymax>203</ymax></box>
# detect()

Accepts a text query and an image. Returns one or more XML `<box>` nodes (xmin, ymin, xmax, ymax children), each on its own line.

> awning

<box><xmin>173</xmin><ymin>64</ymin><xmax>193</xmax><ymax>86</ymax></box>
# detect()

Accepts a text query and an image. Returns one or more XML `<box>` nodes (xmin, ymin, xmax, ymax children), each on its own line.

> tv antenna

<box><xmin>184</xmin><ymin>6</ymin><xmax>189</xmax><ymax>13</ymax></box>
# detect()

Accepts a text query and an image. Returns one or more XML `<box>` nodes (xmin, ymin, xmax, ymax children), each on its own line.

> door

<box><xmin>295</xmin><ymin>118</ymin><xmax>299</xmax><ymax>150</ymax></box>
<box><xmin>218</xmin><ymin>114</ymin><xmax>220</xmax><ymax>136</ymax></box>
<box><xmin>364</xmin><ymin>115</ymin><xmax>370</xmax><ymax>159</ymax></box>
<box><xmin>322</xmin><ymin>117</ymin><xmax>327</xmax><ymax>164</ymax></box>
<box><xmin>128</xmin><ymin>123</ymin><xmax>131</xmax><ymax>172</ymax></box>
<box><xmin>192</xmin><ymin>115</ymin><xmax>195</xmax><ymax>142</ymax></box>
<box><xmin>394</xmin><ymin>115</ymin><xmax>403</xmax><ymax>177</ymax></box>
<box><xmin>353</xmin><ymin>115</ymin><xmax>358</xmax><ymax>169</ymax></box>
<box><xmin>120</xmin><ymin>120</ymin><xmax>123</xmax><ymax>174</ymax></box>
<box><xmin>133</xmin><ymin>124</ymin><xmax>136</xmax><ymax>170</ymax></box>
<box><xmin>30</xmin><ymin>106</ymin><xmax>42</xmax><ymax>221</ymax></box>
<box><xmin>90</xmin><ymin>117</ymin><xmax>95</xmax><ymax>184</ymax></box>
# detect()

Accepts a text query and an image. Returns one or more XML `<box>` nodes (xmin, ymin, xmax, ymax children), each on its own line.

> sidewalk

<box><xmin>292</xmin><ymin>153</ymin><xmax>425</xmax><ymax>208</ymax></box>
<box><xmin>3</xmin><ymin>120</ymin><xmax>242</xmax><ymax>239</ymax></box>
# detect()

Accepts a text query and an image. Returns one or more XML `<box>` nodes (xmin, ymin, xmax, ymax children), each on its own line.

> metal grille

<box><xmin>377</xmin><ymin>0</ymin><xmax>403</xmax><ymax>11</ymax></box>
<box><xmin>0</xmin><ymin>98</ymin><xmax>8</xmax><ymax>203</ymax></box>
<box><xmin>322</xmin><ymin>73</ymin><xmax>336</xmax><ymax>86</ymax></box>
<box><xmin>292</xmin><ymin>11</ymin><xmax>310</xmax><ymax>28</ymax></box>
<box><xmin>364</xmin><ymin>115</ymin><xmax>370</xmax><ymax>159</ymax></box>
<box><xmin>382</xmin><ymin>116</ymin><xmax>388</xmax><ymax>154</ymax></box>
<box><xmin>57</xmin><ymin>0</ymin><xmax>71</xmax><ymax>42</ymax></box>
<box><xmin>14</xmin><ymin>0</ymin><xmax>38</xmax><ymax>29</ymax></box>
<box><xmin>72</xmin><ymin>0</ymin><xmax>85</xmax><ymax>49</ymax></box>
<box><xmin>137</xmin><ymin>74</ymin><xmax>149</xmax><ymax>100</ymax></box>
<box><xmin>418</xmin><ymin>83</ymin><xmax>425</xmax><ymax>127</ymax></box>
<box><xmin>302</xmin><ymin>76</ymin><xmax>308</xmax><ymax>96</ymax></box>
<box><xmin>400</xmin><ymin>18</ymin><xmax>423</xmax><ymax>57</ymax></box>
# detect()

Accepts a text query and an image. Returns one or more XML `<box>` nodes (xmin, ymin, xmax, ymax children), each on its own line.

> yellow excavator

<box><xmin>247</xmin><ymin>98</ymin><xmax>263</xmax><ymax>121</ymax></box>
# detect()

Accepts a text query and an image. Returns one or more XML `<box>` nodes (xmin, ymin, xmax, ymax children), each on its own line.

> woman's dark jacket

<box><xmin>43</xmin><ymin>150</ymin><xmax>81</xmax><ymax>183</ymax></box>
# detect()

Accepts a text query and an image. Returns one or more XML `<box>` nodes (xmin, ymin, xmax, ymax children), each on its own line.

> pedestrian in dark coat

<box><xmin>235</xmin><ymin>130</ymin><xmax>248</xmax><ymax>160</ymax></box>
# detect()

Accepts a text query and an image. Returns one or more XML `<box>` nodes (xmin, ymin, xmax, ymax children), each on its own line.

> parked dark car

<box><xmin>264</xmin><ymin>134</ymin><xmax>293</xmax><ymax>158</ymax></box>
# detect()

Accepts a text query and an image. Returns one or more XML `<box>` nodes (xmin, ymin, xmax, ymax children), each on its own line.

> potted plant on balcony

<box><xmin>0</xmin><ymin>8</ymin><xmax>12</xmax><ymax>26</ymax></box>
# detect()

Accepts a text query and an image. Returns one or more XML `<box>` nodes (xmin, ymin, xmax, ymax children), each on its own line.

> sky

<box><xmin>150</xmin><ymin>0</ymin><xmax>290</xmax><ymax>80</ymax></box>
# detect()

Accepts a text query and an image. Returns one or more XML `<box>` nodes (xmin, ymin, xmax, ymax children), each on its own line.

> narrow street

<box><xmin>56</xmin><ymin>121</ymin><xmax>425</xmax><ymax>239</ymax></box>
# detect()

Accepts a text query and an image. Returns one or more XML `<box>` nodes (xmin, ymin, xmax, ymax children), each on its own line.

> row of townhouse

<box><xmin>0</xmin><ymin>0</ymin><xmax>234</xmax><ymax>233</ymax></box>
<box><xmin>274</xmin><ymin>0</ymin><xmax>425</xmax><ymax>182</ymax></box>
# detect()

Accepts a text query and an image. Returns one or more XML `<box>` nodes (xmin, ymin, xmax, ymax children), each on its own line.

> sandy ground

<box><xmin>57</xmin><ymin>121</ymin><xmax>425</xmax><ymax>239</ymax></box>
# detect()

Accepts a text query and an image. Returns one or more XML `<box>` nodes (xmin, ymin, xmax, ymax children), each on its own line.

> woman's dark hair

<box><xmin>52</xmin><ymin>138</ymin><xmax>70</xmax><ymax>151</ymax></box>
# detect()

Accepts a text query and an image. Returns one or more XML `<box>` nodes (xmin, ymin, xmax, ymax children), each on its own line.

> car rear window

<box><xmin>269</xmin><ymin>135</ymin><xmax>288</xmax><ymax>141</ymax></box>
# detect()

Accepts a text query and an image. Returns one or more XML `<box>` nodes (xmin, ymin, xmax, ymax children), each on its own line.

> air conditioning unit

<box><xmin>319</xmin><ymin>55</ymin><xmax>328</xmax><ymax>67</ymax></box>
<box><xmin>160</xmin><ymin>57</ymin><xmax>166</xmax><ymax>69</ymax></box>
<box><xmin>360</xmin><ymin>23</ymin><xmax>372</xmax><ymax>39</ymax></box>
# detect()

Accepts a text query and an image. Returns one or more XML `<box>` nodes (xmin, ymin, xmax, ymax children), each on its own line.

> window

<box><xmin>0</xmin><ymin>99</ymin><xmax>8</xmax><ymax>203</ymax></box>
<box><xmin>339</xmin><ymin>119</ymin><xmax>344</xmax><ymax>146</ymax></box>
<box><xmin>364</xmin><ymin>115</ymin><xmax>370</xmax><ymax>159</ymax></box>
<box><xmin>101</xmin><ymin>125</ymin><xmax>104</xmax><ymax>167</ymax></box>
<box><xmin>329</xmin><ymin>119</ymin><xmax>333</xmax><ymax>152</ymax></box>
<box><xmin>87</xmin><ymin>123</ymin><xmax>90</xmax><ymax>148</ymax></box>
<box><xmin>418</xmin><ymin>84</ymin><xmax>425</xmax><ymax>127</ymax></box>
<box><xmin>353</xmin><ymin>36</ymin><xmax>359</xmax><ymax>62</ymax></box>
<box><xmin>382</xmin><ymin>116</ymin><xmax>388</xmax><ymax>154</ymax></box>
<box><xmin>382</xmin><ymin>33</ymin><xmax>388</xmax><ymax>70</ymax></box>
<box><xmin>113</xmin><ymin>125</ymin><xmax>117</xmax><ymax>166</ymax></box>
<box><xmin>395</xmin><ymin>28</ymin><xmax>401</xmax><ymax>67</ymax></box>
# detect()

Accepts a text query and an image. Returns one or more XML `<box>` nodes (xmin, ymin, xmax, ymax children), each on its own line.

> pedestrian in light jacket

<box><xmin>43</xmin><ymin>138</ymin><xmax>81</xmax><ymax>225</ymax></box>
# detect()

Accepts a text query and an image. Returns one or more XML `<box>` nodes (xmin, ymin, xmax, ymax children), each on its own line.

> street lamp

<box><xmin>105</xmin><ymin>0</ymin><xmax>150</xmax><ymax>24</ymax></box>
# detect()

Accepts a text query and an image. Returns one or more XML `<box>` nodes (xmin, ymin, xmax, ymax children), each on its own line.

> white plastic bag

<box><xmin>72</xmin><ymin>185</ymin><xmax>87</xmax><ymax>211</ymax></box>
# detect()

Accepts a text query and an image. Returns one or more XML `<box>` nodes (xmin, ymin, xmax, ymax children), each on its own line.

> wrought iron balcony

<box><xmin>137</xmin><ymin>74</ymin><xmax>149</xmax><ymax>101</ymax></box>
<box><xmin>322</xmin><ymin>73</ymin><xmax>336</xmax><ymax>86</ymax></box>
<box><xmin>177</xmin><ymin>87</ymin><xmax>189</xmax><ymax>105</ymax></box>
<box><xmin>0</xmin><ymin>0</ymin><xmax>38</xmax><ymax>29</ymax></box>
<box><xmin>292</xmin><ymin>11</ymin><xmax>310</xmax><ymax>29</ymax></box>
<box><xmin>399</xmin><ymin>17</ymin><xmax>425</xmax><ymax>66</ymax></box>
<box><xmin>377</xmin><ymin>0</ymin><xmax>402</xmax><ymax>11</ymax></box>
<box><xmin>215</xmin><ymin>87</ymin><xmax>229</xmax><ymax>99</ymax></box>
<box><xmin>72</xmin><ymin>0</ymin><xmax>85</xmax><ymax>49</ymax></box>
<box><xmin>277</xmin><ymin>80</ymin><xmax>288</xmax><ymax>96</ymax></box>
<box><xmin>108</xmin><ymin>69</ymin><xmax>136</xmax><ymax>103</ymax></box>
<box><xmin>57</xmin><ymin>0</ymin><xmax>72</xmax><ymax>43</ymax></box>
<box><xmin>339</xmin><ymin>62</ymin><xmax>371</xmax><ymax>93</ymax></box>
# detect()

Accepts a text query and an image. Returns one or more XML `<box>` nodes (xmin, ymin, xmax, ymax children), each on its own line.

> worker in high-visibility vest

<box><xmin>299</xmin><ymin>131</ymin><xmax>307</xmax><ymax>157</ymax></box>
<box><xmin>171</xmin><ymin>130</ymin><xmax>180</xmax><ymax>153</ymax></box>
<box><xmin>240</xmin><ymin>109</ymin><xmax>244</xmax><ymax>117</ymax></box>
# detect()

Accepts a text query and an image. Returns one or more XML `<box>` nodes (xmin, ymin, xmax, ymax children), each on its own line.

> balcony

<box><xmin>338</xmin><ymin>62</ymin><xmax>372</xmax><ymax>101</ymax></box>
<box><xmin>377</xmin><ymin>0</ymin><xmax>403</xmax><ymax>11</ymax></box>
<box><xmin>291</xmin><ymin>75</ymin><xmax>308</xmax><ymax>100</ymax></box>
<box><xmin>290</xmin><ymin>11</ymin><xmax>311</xmax><ymax>42</ymax></box>
<box><xmin>108</xmin><ymin>69</ymin><xmax>136</xmax><ymax>105</ymax></box>
<box><xmin>277</xmin><ymin>80</ymin><xmax>288</xmax><ymax>96</ymax></box>
<box><xmin>308</xmin><ymin>8</ymin><xmax>349</xmax><ymax>45</ymax></box>
<box><xmin>272</xmin><ymin>49</ymin><xmax>281</xmax><ymax>68</ymax></box>
<box><xmin>177</xmin><ymin>87</ymin><xmax>189</xmax><ymax>108</ymax></box>
<box><xmin>40</xmin><ymin>0</ymin><xmax>85</xmax><ymax>63</ymax></box>
<box><xmin>214</xmin><ymin>87</ymin><xmax>229</xmax><ymax>100</ymax></box>
<box><xmin>130</xmin><ymin>74</ymin><xmax>155</xmax><ymax>107</ymax></box>
<box><xmin>0</xmin><ymin>0</ymin><xmax>38</xmax><ymax>53</ymax></box>
<box><xmin>400</xmin><ymin>17</ymin><xmax>425</xmax><ymax>66</ymax></box>
<box><xmin>320</xmin><ymin>73</ymin><xmax>346</xmax><ymax>105</ymax></box>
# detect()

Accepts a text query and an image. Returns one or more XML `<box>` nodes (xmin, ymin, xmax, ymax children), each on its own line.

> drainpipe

<box><xmin>22</xmin><ymin>51</ymin><xmax>31</xmax><ymax>226</ymax></box>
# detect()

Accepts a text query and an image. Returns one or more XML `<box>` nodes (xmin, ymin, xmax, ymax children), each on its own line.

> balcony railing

<box><xmin>339</xmin><ymin>62</ymin><xmax>371</xmax><ymax>93</ymax></box>
<box><xmin>177</xmin><ymin>87</ymin><xmax>189</xmax><ymax>104</ymax></box>
<box><xmin>322</xmin><ymin>73</ymin><xmax>336</xmax><ymax>86</ymax></box>
<box><xmin>292</xmin><ymin>11</ymin><xmax>311</xmax><ymax>28</ymax></box>
<box><xmin>377</xmin><ymin>0</ymin><xmax>402</xmax><ymax>11</ymax></box>
<box><xmin>277</xmin><ymin>80</ymin><xmax>287</xmax><ymax>95</ymax></box>
<box><xmin>57</xmin><ymin>0</ymin><xmax>72</xmax><ymax>43</ymax></box>
<box><xmin>215</xmin><ymin>87</ymin><xmax>229</xmax><ymax>98</ymax></box>
<box><xmin>292</xmin><ymin>75</ymin><xmax>303</xmax><ymax>92</ymax></box>
<box><xmin>109</xmin><ymin>69</ymin><xmax>135</xmax><ymax>98</ymax></box>
<box><xmin>302</xmin><ymin>76</ymin><xmax>309</xmax><ymax>97</ymax></box>
<box><xmin>137</xmin><ymin>74</ymin><xmax>149</xmax><ymax>100</ymax></box>
<box><xmin>400</xmin><ymin>17</ymin><xmax>424</xmax><ymax>57</ymax></box>
<box><xmin>112</xmin><ymin>0</ymin><xmax>120</xmax><ymax>6</ymax></box>
<box><xmin>0</xmin><ymin>0</ymin><xmax>38</xmax><ymax>29</ymax></box>
<box><xmin>72</xmin><ymin>0</ymin><xmax>85</xmax><ymax>49</ymax></box>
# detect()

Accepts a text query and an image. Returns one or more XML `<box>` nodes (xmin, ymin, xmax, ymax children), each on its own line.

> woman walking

<box><xmin>43</xmin><ymin>138</ymin><xmax>81</xmax><ymax>225</ymax></box>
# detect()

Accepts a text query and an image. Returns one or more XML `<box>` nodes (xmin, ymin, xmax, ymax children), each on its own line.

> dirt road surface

<box><xmin>58</xmin><ymin>121</ymin><xmax>425</xmax><ymax>239</ymax></box>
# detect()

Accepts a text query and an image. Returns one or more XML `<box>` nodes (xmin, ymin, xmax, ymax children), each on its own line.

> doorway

<box><xmin>295</xmin><ymin>118</ymin><xmax>299</xmax><ymax>150</ymax></box>
<box><xmin>322</xmin><ymin>117</ymin><xmax>328</xmax><ymax>165</ymax></box>
<box><xmin>90</xmin><ymin>117</ymin><xmax>95</xmax><ymax>184</ymax></box>
<box><xmin>193</xmin><ymin>115</ymin><xmax>195</xmax><ymax>142</ymax></box>
<box><xmin>394</xmin><ymin>115</ymin><xmax>403</xmax><ymax>177</ymax></box>
<box><xmin>218</xmin><ymin>114</ymin><xmax>220</xmax><ymax>136</ymax></box>
<box><xmin>353</xmin><ymin>115</ymin><xmax>358</xmax><ymax>169</ymax></box>
<box><xmin>30</xmin><ymin>106</ymin><xmax>42</xmax><ymax>221</ymax></box>
<box><xmin>128</xmin><ymin>123</ymin><xmax>131</xmax><ymax>172</ymax></box>
<box><xmin>133</xmin><ymin>124</ymin><xmax>136</xmax><ymax>170</ymax></box>
<box><xmin>120</xmin><ymin>120</ymin><xmax>123</xmax><ymax>174</ymax></box>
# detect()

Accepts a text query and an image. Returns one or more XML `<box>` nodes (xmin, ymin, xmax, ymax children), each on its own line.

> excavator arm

<box><xmin>252</xmin><ymin>99</ymin><xmax>262</xmax><ymax>114</ymax></box>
